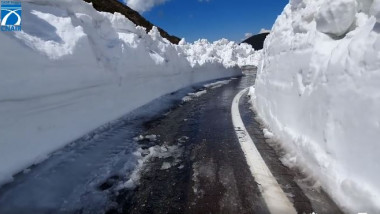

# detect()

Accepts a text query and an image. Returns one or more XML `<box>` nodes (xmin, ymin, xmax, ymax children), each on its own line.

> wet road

<box><xmin>0</xmin><ymin>70</ymin><xmax>342</xmax><ymax>213</ymax></box>
<box><xmin>109</xmin><ymin>70</ymin><xmax>341</xmax><ymax>214</ymax></box>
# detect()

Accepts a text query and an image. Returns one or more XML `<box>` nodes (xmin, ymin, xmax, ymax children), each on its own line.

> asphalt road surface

<box><xmin>0</xmin><ymin>69</ymin><xmax>342</xmax><ymax>214</ymax></box>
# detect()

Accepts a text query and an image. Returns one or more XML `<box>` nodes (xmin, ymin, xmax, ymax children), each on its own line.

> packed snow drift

<box><xmin>252</xmin><ymin>0</ymin><xmax>380</xmax><ymax>212</ymax></box>
<box><xmin>179</xmin><ymin>38</ymin><xmax>260</xmax><ymax>68</ymax></box>
<box><xmin>0</xmin><ymin>0</ymin><xmax>258</xmax><ymax>186</ymax></box>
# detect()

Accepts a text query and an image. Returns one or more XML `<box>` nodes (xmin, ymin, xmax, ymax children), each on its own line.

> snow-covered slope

<box><xmin>252</xmin><ymin>0</ymin><xmax>380</xmax><ymax>212</ymax></box>
<box><xmin>0</xmin><ymin>0</ymin><xmax>256</xmax><ymax>186</ymax></box>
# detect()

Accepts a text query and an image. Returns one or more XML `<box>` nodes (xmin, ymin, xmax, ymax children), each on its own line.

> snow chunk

<box><xmin>161</xmin><ymin>162</ymin><xmax>172</xmax><ymax>170</ymax></box>
<box><xmin>263</xmin><ymin>128</ymin><xmax>274</xmax><ymax>139</ymax></box>
<box><xmin>316</xmin><ymin>0</ymin><xmax>357</xmax><ymax>37</ymax></box>
<box><xmin>177</xmin><ymin>136</ymin><xmax>189</xmax><ymax>143</ymax></box>
<box><xmin>133</xmin><ymin>134</ymin><xmax>158</xmax><ymax>142</ymax></box>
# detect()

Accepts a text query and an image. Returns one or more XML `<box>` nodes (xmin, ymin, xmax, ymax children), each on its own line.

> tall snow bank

<box><xmin>254</xmin><ymin>0</ymin><xmax>380</xmax><ymax>212</ymax></box>
<box><xmin>0</xmin><ymin>0</ymin><xmax>255</xmax><ymax>186</ymax></box>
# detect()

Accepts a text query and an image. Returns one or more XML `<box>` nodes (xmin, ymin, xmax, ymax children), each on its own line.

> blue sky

<box><xmin>133</xmin><ymin>0</ymin><xmax>288</xmax><ymax>42</ymax></box>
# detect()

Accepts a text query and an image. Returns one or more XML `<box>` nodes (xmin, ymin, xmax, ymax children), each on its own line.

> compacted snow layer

<box><xmin>253</xmin><ymin>0</ymin><xmax>380</xmax><ymax>212</ymax></box>
<box><xmin>0</xmin><ymin>0</ymin><xmax>256</xmax><ymax>186</ymax></box>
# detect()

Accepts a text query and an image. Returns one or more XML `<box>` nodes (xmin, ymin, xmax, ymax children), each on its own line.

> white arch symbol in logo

<box><xmin>1</xmin><ymin>9</ymin><xmax>21</xmax><ymax>26</ymax></box>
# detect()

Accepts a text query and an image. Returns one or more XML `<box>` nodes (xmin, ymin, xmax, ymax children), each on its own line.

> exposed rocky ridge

<box><xmin>241</xmin><ymin>33</ymin><xmax>269</xmax><ymax>50</ymax></box>
<box><xmin>83</xmin><ymin>0</ymin><xmax>181</xmax><ymax>44</ymax></box>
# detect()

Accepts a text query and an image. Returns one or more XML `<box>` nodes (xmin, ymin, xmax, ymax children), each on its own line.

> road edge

<box><xmin>231</xmin><ymin>88</ymin><xmax>297</xmax><ymax>214</ymax></box>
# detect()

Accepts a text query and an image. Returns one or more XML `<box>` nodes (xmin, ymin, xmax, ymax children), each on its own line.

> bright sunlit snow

<box><xmin>252</xmin><ymin>0</ymin><xmax>380</xmax><ymax>212</ymax></box>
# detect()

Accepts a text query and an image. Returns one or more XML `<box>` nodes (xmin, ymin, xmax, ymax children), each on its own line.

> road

<box><xmin>0</xmin><ymin>69</ymin><xmax>342</xmax><ymax>213</ymax></box>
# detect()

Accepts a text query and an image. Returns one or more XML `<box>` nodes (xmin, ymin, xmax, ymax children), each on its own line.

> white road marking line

<box><xmin>231</xmin><ymin>88</ymin><xmax>297</xmax><ymax>214</ymax></box>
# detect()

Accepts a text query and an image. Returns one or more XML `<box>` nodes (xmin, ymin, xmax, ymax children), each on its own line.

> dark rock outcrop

<box><xmin>241</xmin><ymin>33</ymin><xmax>270</xmax><ymax>50</ymax></box>
<box><xmin>83</xmin><ymin>0</ymin><xmax>181</xmax><ymax>44</ymax></box>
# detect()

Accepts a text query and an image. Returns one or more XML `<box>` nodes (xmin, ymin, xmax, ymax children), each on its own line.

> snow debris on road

<box><xmin>182</xmin><ymin>77</ymin><xmax>237</xmax><ymax>102</ymax></box>
<box><xmin>177</xmin><ymin>136</ymin><xmax>190</xmax><ymax>143</ymax></box>
<box><xmin>160</xmin><ymin>162</ymin><xmax>172</xmax><ymax>170</ymax></box>
<box><xmin>118</xmin><ymin>144</ymin><xmax>183</xmax><ymax>189</ymax></box>
<box><xmin>0</xmin><ymin>0</ymin><xmax>258</xmax><ymax>185</ymax></box>
<box><xmin>133</xmin><ymin>135</ymin><xmax>158</xmax><ymax>142</ymax></box>
<box><xmin>191</xmin><ymin>162</ymin><xmax>203</xmax><ymax>196</ymax></box>
<box><xmin>191</xmin><ymin>158</ymin><xmax>218</xmax><ymax>201</ymax></box>
<box><xmin>252</xmin><ymin>0</ymin><xmax>380</xmax><ymax>212</ymax></box>
<box><xmin>204</xmin><ymin>80</ymin><xmax>232</xmax><ymax>89</ymax></box>
<box><xmin>182</xmin><ymin>90</ymin><xmax>208</xmax><ymax>102</ymax></box>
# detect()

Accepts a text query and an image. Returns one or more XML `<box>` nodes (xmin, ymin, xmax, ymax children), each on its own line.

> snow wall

<box><xmin>0</xmin><ymin>0</ymin><xmax>258</xmax><ymax>186</ymax></box>
<box><xmin>252</xmin><ymin>0</ymin><xmax>380</xmax><ymax>212</ymax></box>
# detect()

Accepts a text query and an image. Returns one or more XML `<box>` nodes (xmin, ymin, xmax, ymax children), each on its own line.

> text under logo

<box><xmin>1</xmin><ymin>1</ymin><xmax>21</xmax><ymax>32</ymax></box>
